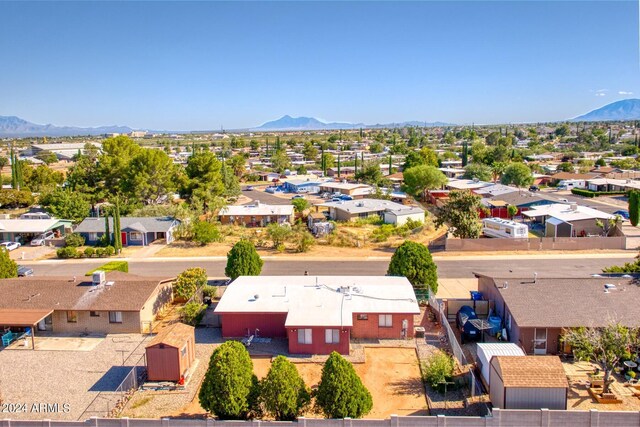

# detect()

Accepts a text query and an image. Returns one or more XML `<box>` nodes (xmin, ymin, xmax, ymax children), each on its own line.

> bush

<box><xmin>199</xmin><ymin>341</ymin><xmax>258</xmax><ymax>419</ymax></box>
<box><xmin>276</xmin><ymin>243</ymin><xmax>286</xmax><ymax>253</ymax></box>
<box><xmin>315</xmin><ymin>352</ymin><xmax>372</xmax><ymax>418</ymax></box>
<box><xmin>192</xmin><ymin>220</ymin><xmax>223</xmax><ymax>245</ymax></box>
<box><xmin>225</xmin><ymin>240</ymin><xmax>263</xmax><ymax>280</ymax></box>
<box><xmin>404</xmin><ymin>218</ymin><xmax>424</xmax><ymax>231</ymax></box>
<box><xmin>260</xmin><ymin>355</ymin><xmax>311</xmax><ymax>420</ymax></box>
<box><xmin>174</xmin><ymin>267</ymin><xmax>208</xmax><ymax>301</ymax></box>
<box><xmin>0</xmin><ymin>248</ymin><xmax>18</xmax><ymax>278</ymax></box>
<box><xmin>57</xmin><ymin>247</ymin><xmax>81</xmax><ymax>259</ymax></box>
<box><xmin>294</xmin><ymin>230</ymin><xmax>316</xmax><ymax>253</ymax></box>
<box><xmin>422</xmin><ymin>350</ymin><xmax>455</xmax><ymax>392</ymax></box>
<box><xmin>180</xmin><ymin>301</ymin><xmax>207</xmax><ymax>326</ymax></box>
<box><xmin>64</xmin><ymin>233</ymin><xmax>86</xmax><ymax>247</ymax></box>
<box><xmin>105</xmin><ymin>246</ymin><xmax>115</xmax><ymax>256</ymax></box>
<box><xmin>388</xmin><ymin>240</ymin><xmax>438</xmax><ymax>293</ymax></box>
<box><xmin>83</xmin><ymin>247</ymin><xmax>95</xmax><ymax>258</ymax></box>
<box><xmin>85</xmin><ymin>261</ymin><xmax>129</xmax><ymax>275</ymax></box>
<box><xmin>202</xmin><ymin>284</ymin><xmax>217</xmax><ymax>299</ymax></box>
<box><xmin>94</xmin><ymin>247</ymin><xmax>105</xmax><ymax>257</ymax></box>
<box><xmin>371</xmin><ymin>224</ymin><xmax>395</xmax><ymax>242</ymax></box>
<box><xmin>571</xmin><ymin>188</ymin><xmax>628</xmax><ymax>198</ymax></box>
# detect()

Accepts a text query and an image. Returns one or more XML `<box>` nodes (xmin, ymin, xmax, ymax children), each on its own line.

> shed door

<box><xmin>534</xmin><ymin>328</ymin><xmax>547</xmax><ymax>355</ymax></box>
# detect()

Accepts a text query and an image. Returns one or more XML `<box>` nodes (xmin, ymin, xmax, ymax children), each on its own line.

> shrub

<box><xmin>202</xmin><ymin>284</ymin><xmax>217</xmax><ymax>299</ymax></box>
<box><xmin>84</xmin><ymin>247</ymin><xmax>95</xmax><ymax>258</ymax></box>
<box><xmin>404</xmin><ymin>218</ymin><xmax>423</xmax><ymax>231</ymax></box>
<box><xmin>371</xmin><ymin>224</ymin><xmax>395</xmax><ymax>242</ymax></box>
<box><xmin>94</xmin><ymin>247</ymin><xmax>105</xmax><ymax>257</ymax></box>
<box><xmin>174</xmin><ymin>267</ymin><xmax>208</xmax><ymax>301</ymax></box>
<box><xmin>0</xmin><ymin>248</ymin><xmax>18</xmax><ymax>278</ymax></box>
<box><xmin>422</xmin><ymin>350</ymin><xmax>455</xmax><ymax>392</ymax></box>
<box><xmin>276</xmin><ymin>243</ymin><xmax>286</xmax><ymax>253</ymax></box>
<box><xmin>260</xmin><ymin>356</ymin><xmax>311</xmax><ymax>420</ymax></box>
<box><xmin>225</xmin><ymin>240</ymin><xmax>263</xmax><ymax>280</ymax></box>
<box><xmin>315</xmin><ymin>351</ymin><xmax>372</xmax><ymax>418</ymax></box>
<box><xmin>180</xmin><ymin>301</ymin><xmax>207</xmax><ymax>326</ymax></box>
<box><xmin>199</xmin><ymin>341</ymin><xmax>259</xmax><ymax>419</ymax></box>
<box><xmin>388</xmin><ymin>240</ymin><xmax>438</xmax><ymax>293</ymax></box>
<box><xmin>57</xmin><ymin>247</ymin><xmax>81</xmax><ymax>259</ymax></box>
<box><xmin>295</xmin><ymin>230</ymin><xmax>316</xmax><ymax>253</ymax></box>
<box><xmin>629</xmin><ymin>370</ymin><xmax>637</xmax><ymax>379</ymax></box>
<box><xmin>64</xmin><ymin>233</ymin><xmax>86</xmax><ymax>248</ymax></box>
<box><xmin>105</xmin><ymin>246</ymin><xmax>115</xmax><ymax>256</ymax></box>
<box><xmin>85</xmin><ymin>261</ymin><xmax>129</xmax><ymax>276</ymax></box>
<box><xmin>192</xmin><ymin>220</ymin><xmax>223</xmax><ymax>245</ymax></box>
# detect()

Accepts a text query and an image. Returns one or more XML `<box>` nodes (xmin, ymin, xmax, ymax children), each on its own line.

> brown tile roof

<box><xmin>0</xmin><ymin>271</ymin><xmax>173</xmax><ymax>312</ymax></box>
<box><xmin>491</xmin><ymin>356</ymin><xmax>568</xmax><ymax>388</ymax></box>
<box><xmin>147</xmin><ymin>322</ymin><xmax>194</xmax><ymax>349</ymax></box>
<box><xmin>486</xmin><ymin>276</ymin><xmax>640</xmax><ymax>328</ymax></box>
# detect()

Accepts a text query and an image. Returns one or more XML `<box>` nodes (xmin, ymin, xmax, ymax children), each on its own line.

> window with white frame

<box><xmin>89</xmin><ymin>232</ymin><xmax>99</xmax><ymax>241</ymax></box>
<box><xmin>109</xmin><ymin>311</ymin><xmax>123</xmax><ymax>323</ymax></box>
<box><xmin>379</xmin><ymin>314</ymin><xmax>393</xmax><ymax>327</ymax></box>
<box><xmin>130</xmin><ymin>231</ymin><xmax>143</xmax><ymax>241</ymax></box>
<box><xmin>325</xmin><ymin>329</ymin><xmax>340</xmax><ymax>344</ymax></box>
<box><xmin>297</xmin><ymin>328</ymin><xmax>312</xmax><ymax>344</ymax></box>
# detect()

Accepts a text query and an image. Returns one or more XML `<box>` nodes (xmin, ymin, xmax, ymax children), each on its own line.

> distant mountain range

<box><xmin>571</xmin><ymin>99</ymin><xmax>640</xmax><ymax>122</ymax></box>
<box><xmin>253</xmin><ymin>115</ymin><xmax>453</xmax><ymax>131</ymax></box>
<box><xmin>0</xmin><ymin>116</ymin><xmax>135</xmax><ymax>137</ymax></box>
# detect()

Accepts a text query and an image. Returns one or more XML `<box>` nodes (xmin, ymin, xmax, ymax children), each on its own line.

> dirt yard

<box><xmin>169</xmin><ymin>347</ymin><xmax>427</xmax><ymax>419</ymax></box>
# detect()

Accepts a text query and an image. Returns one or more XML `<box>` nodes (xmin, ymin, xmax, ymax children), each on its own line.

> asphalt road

<box><xmin>21</xmin><ymin>255</ymin><xmax>635</xmax><ymax>279</ymax></box>
<box><xmin>537</xmin><ymin>189</ymin><xmax>625</xmax><ymax>214</ymax></box>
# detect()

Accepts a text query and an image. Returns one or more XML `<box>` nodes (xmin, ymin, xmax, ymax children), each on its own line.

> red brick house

<box><xmin>214</xmin><ymin>276</ymin><xmax>420</xmax><ymax>355</ymax></box>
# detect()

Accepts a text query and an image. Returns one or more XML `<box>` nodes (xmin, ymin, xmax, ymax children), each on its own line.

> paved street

<box><xmin>20</xmin><ymin>254</ymin><xmax>636</xmax><ymax>279</ymax></box>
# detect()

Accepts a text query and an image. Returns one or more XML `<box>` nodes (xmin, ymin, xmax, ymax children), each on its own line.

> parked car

<box><xmin>339</xmin><ymin>195</ymin><xmax>354</xmax><ymax>201</ymax></box>
<box><xmin>30</xmin><ymin>231</ymin><xmax>55</xmax><ymax>246</ymax></box>
<box><xmin>243</xmin><ymin>186</ymin><xmax>254</xmax><ymax>191</ymax></box>
<box><xmin>331</xmin><ymin>197</ymin><xmax>342</xmax><ymax>202</ymax></box>
<box><xmin>0</xmin><ymin>241</ymin><xmax>21</xmax><ymax>251</ymax></box>
<box><xmin>614</xmin><ymin>210</ymin><xmax>630</xmax><ymax>220</ymax></box>
<box><xmin>557</xmin><ymin>198</ymin><xmax>569</xmax><ymax>203</ymax></box>
<box><xmin>291</xmin><ymin>194</ymin><xmax>305</xmax><ymax>200</ymax></box>
<box><xmin>17</xmin><ymin>266</ymin><xmax>34</xmax><ymax>277</ymax></box>
<box><xmin>529</xmin><ymin>185</ymin><xmax>540</xmax><ymax>192</ymax></box>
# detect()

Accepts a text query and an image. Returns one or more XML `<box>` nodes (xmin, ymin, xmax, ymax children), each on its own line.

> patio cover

<box><xmin>0</xmin><ymin>309</ymin><xmax>53</xmax><ymax>327</ymax></box>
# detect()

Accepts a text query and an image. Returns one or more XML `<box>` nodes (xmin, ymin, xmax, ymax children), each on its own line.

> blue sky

<box><xmin>0</xmin><ymin>1</ymin><xmax>638</xmax><ymax>130</ymax></box>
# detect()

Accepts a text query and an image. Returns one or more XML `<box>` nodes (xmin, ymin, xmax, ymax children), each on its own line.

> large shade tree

<box><xmin>403</xmin><ymin>165</ymin><xmax>448</xmax><ymax>200</ymax></box>
<box><xmin>434</xmin><ymin>190</ymin><xmax>486</xmax><ymax>238</ymax></box>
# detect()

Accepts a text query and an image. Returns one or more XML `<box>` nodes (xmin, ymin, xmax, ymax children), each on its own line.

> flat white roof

<box><xmin>319</xmin><ymin>182</ymin><xmax>371</xmax><ymax>191</ymax></box>
<box><xmin>0</xmin><ymin>219</ymin><xmax>69</xmax><ymax>233</ymax></box>
<box><xmin>215</xmin><ymin>276</ymin><xmax>420</xmax><ymax>328</ymax></box>
<box><xmin>220</xmin><ymin>203</ymin><xmax>294</xmax><ymax>216</ymax></box>
<box><xmin>446</xmin><ymin>179</ymin><xmax>493</xmax><ymax>190</ymax></box>
<box><xmin>522</xmin><ymin>203</ymin><xmax>615</xmax><ymax>222</ymax></box>
<box><xmin>319</xmin><ymin>198</ymin><xmax>424</xmax><ymax>215</ymax></box>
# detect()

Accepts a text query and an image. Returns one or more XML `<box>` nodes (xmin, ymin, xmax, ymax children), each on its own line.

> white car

<box><xmin>30</xmin><ymin>231</ymin><xmax>55</xmax><ymax>246</ymax></box>
<box><xmin>0</xmin><ymin>241</ymin><xmax>21</xmax><ymax>251</ymax></box>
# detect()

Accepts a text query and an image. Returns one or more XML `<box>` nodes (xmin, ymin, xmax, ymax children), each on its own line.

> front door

<box><xmin>121</xmin><ymin>232</ymin><xmax>127</xmax><ymax>246</ymax></box>
<box><xmin>534</xmin><ymin>328</ymin><xmax>547</xmax><ymax>355</ymax></box>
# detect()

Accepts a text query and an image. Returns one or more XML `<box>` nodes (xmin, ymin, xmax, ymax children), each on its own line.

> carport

<box><xmin>0</xmin><ymin>309</ymin><xmax>53</xmax><ymax>349</ymax></box>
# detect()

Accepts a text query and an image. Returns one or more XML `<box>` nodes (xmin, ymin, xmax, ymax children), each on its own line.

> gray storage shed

<box><xmin>489</xmin><ymin>356</ymin><xmax>568</xmax><ymax>410</ymax></box>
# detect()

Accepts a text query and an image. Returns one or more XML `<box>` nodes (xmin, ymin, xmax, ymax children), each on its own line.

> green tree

<box><xmin>629</xmin><ymin>190</ymin><xmax>640</xmax><ymax>227</ymax></box>
<box><xmin>291</xmin><ymin>198</ymin><xmax>310</xmax><ymax>214</ymax></box>
<box><xmin>40</xmin><ymin>188</ymin><xmax>90</xmax><ymax>223</ymax></box>
<box><xmin>315</xmin><ymin>352</ymin><xmax>372</xmax><ymax>419</ymax></box>
<box><xmin>174</xmin><ymin>267</ymin><xmax>208</xmax><ymax>301</ymax></box>
<box><xmin>462</xmin><ymin>163</ymin><xmax>492</xmax><ymax>182</ymax></box>
<box><xmin>199</xmin><ymin>341</ymin><xmax>258</xmax><ymax>420</ymax></box>
<box><xmin>225</xmin><ymin>240</ymin><xmax>263</xmax><ymax>280</ymax></box>
<box><xmin>562</xmin><ymin>322</ymin><xmax>638</xmax><ymax>394</ymax></box>
<box><xmin>302</xmin><ymin>141</ymin><xmax>319</xmax><ymax>162</ymax></box>
<box><xmin>490</xmin><ymin>161</ymin><xmax>508</xmax><ymax>182</ymax></box>
<box><xmin>271</xmin><ymin>149</ymin><xmax>292</xmax><ymax>173</ymax></box>
<box><xmin>355</xmin><ymin>161</ymin><xmax>383</xmax><ymax>185</ymax></box>
<box><xmin>260</xmin><ymin>356</ymin><xmax>311</xmax><ymax>421</ymax></box>
<box><xmin>403</xmin><ymin>165</ymin><xmax>448</xmax><ymax>200</ymax></box>
<box><xmin>0</xmin><ymin>248</ymin><xmax>18</xmax><ymax>279</ymax></box>
<box><xmin>369</xmin><ymin>142</ymin><xmax>384</xmax><ymax>154</ymax></box>
<box><xmin>507</xmin><ymin>204</ymin><xmax>518</xmax><ymax>219</ymax></box>
<box><xmin>387</xmin><ymin>241</ymin><xmax>438</xmax><ymax>293</ymax></box>
<box><xmin>500</xmin><ymin>163</ymin><xmax>533</xmax><ymax>188</ymax></box>
<box><xmin>22</xmin><ymin>165</ymin><xmax>64</xmax><ymax>192</ymax></box>
<box><xmin>435</xmin><ymin>190</ymin><xmax>485</xmax><ymax>238</ymax></box>
<box><xmin>0</xmin><ymin>189</ymin><xmax>34</xmax><ymax>208</ymax></box>
<box><xmin>123</xmin><ymin>148</ymin><xmax>177</xmax><ymax>205</ymax></box>
<box><xmin>403</xmin><ymin>147</ymin><xmax>439</xmax><ymax>170</ymax></box>
<box><xmin>97</xmin><ymin>136</ymin><xmax>142</xmax><ymax>196</ymax></box>
<box><xmin>470</xmin><ymin>141</ymin><xmax>488</xmax><ymax>164</ymax></box>
<box><xmin>557</xmin><ymin>162</ymin><xmax>575</xmax><ymax>173</ymax></box>
<box><xmin>422</xmin><ymin>350</ymin><xmax>455</xmax><ymax>392</ymax></box>
<box><xmin>0</xmin><ymin>156</ymin><xmax>8</xmax><ymax>176</ymax></box>
<box><xmin>228</xmin><ymin>154</ymin><xmax>248</xmax><ymax>178</ymax></box>
<box><xmin>266</xmin><ymin>223</ymin><xmax>291</xmax><ymax>248</ymax></box>
<box><xmin>321</xmin><ymin>152</ymin><xmax>335</xmax><ymax>169</ymax></box>
<box><xmin>35</xmin><ymin>151</ymin><xmax>58</xmax><ymax>165</ymax></box>
<box><xmin>192</xmin><ymin>221</ymin><xmax>223</xmax><ymax>245</ymax></box>
<box><xmin>184</xmin><ymin>151</ymin><xmax>225</xmax><ymax>207</ymax></box>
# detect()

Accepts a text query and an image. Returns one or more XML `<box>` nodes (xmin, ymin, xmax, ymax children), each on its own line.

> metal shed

<box><xmin>145</xmin><ymin>323</ymin><xmax>196</xmax><ymax>382</ymax></box>
<box><xmin>476</xmin><ymin>343</ymin><xmax>525</xmax><ymax>391</ymax></box>
<box><xmin>489</xmin><ymin>356</ymin><xmax>568</xmax><ymax>410</ymax></box>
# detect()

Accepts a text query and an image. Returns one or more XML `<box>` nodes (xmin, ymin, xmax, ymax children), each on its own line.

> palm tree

<box><xmin>491</xmin><ymin>162</ymin><xmax>507</xmax><ymax>183</ymax></box>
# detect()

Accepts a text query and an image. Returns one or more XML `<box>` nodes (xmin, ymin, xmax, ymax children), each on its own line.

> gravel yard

<box><xmin>0</xmin><ymin>333</ymin><xmax>150</xmax><ymax>420</ymax></box>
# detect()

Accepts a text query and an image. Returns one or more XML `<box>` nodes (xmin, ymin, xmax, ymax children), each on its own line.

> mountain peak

<box><xmin>571</xmin><ymin>99</ymin><xmax>640</xmax><ymax>122</ymax></box>
<box><xmin>0</xmin><ymin>116</ymin><xmax>134</xmax><ymax>137</ymax></box>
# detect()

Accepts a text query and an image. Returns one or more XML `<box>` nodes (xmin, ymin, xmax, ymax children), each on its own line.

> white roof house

<box><xmin>446</xmin><ymin>178</ymin><xmax>493</xmax><ymax>190</ymax></box>
<box><xmin>0</xmin><ymin>219</ymin><xmax>71</xmax><ymax>234</ymax></box>
<box><xmin>476</xmin><ymin>343</ymin><xmax>526</xmax><ymax>389</ymax></box>
<box><xmin>522</xmin><ymin>203</ymin><xmax>615</xmax><ymax>222</ymax></box>
<box><xmin>215</xmin><ymin>276</ymin><xmax>420</xmax><ymax>328</ymax></box>
<box><xmin>219</xmin><ymin>202</ymin><xmax>294</xmax><ymax>217</ymax></box>
<box><xmin>318</xmin><ymin>199</ymin><xmax>424</xmax><ymax>225</ymax></box>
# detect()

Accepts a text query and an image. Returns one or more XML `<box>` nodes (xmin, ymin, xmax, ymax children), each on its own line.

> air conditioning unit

<box><xmin>92</xmin><ymin>270</ymin><xmax>106</xmax><ymax>286</ymax></box>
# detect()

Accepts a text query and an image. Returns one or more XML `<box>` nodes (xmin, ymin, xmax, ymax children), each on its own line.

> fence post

<box><xmin>390</xmin><ymin>414</ymin><xmax>399</xmax><ymax>427</ymax></box>
<box><xmin>298</xmin><ymin>416</ymin><xmax>307</xmax><ymax>427</ymax></box>
<box><xmin>343</xmin><ymin>417</ymin><xmax>352</xmax><ymax>427</ymax></box>
<box><xmin>589</xmin><ymin>409</ymin><xmax>599</xmax><ymax>427</ymax></box>
<box><xmin>539</xmin><ymin>408</ymin><xmax>549</xmax><ymax>427</ymax></box>
<box><xmin>436</xmin><ymin>414</ymin><xmax>446</xmax><ymax>427</ymax></box>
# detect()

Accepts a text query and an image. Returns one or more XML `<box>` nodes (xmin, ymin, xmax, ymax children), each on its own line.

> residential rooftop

<box><xmin>491</xmin><ymin>356</ymin><xmax>568</xmax><ymax>388</ymax></box>
<box><xmin>522</xmin><ymin>203</ymin><xmax>615</xmax><ymax>222</ymax></box>
<box><xmin>318</xmin><ymin>198</ymin><xmax>424</xmax><ymax>215</ymax></box>
<box><xmin>219</xmin><ymin>202</ymin><xmax>294</xmax><ymax>216</ymax></box>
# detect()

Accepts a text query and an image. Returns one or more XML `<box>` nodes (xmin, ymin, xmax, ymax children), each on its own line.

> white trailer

<box><xmin>482</xmin><ymin>218</ymin><xmax>528</xmax><ymax>238</ymax></box>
